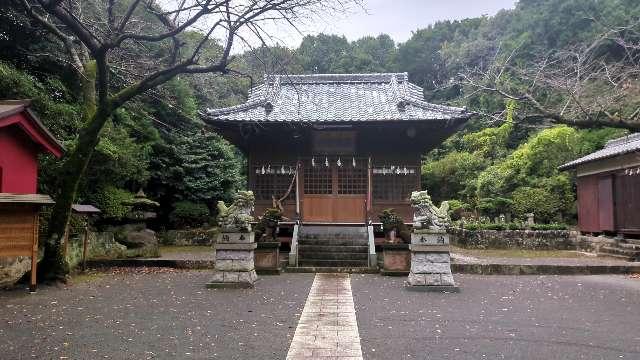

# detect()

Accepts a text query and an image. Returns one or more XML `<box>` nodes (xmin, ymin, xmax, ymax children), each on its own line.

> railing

<box><xmin>289</xmin><ymin>220</ymin><xmax>300</xmax><ymax>267</ymax></box>
<box><xmin>367</xmin><ymin>221</ymin><xmax>376</xmax><ymax>267</ymax></box>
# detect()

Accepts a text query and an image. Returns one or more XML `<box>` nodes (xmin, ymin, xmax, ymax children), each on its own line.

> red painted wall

<box><xmin>0</xmin><ymin>125</ymin><xmax>39</xmax><ymax>194</ymax></box>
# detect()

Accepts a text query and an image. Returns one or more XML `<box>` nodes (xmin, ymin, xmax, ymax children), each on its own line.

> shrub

<box><xmin>92</xmin><ymin>186</ymin><xmax>134</xmax><ymax>221</ymax></box>
<box><xmin>255</xmin><ymin>208</ymin><xmax>283</xmax><ymax>242</ymax></box>
<box><xmin>169</xmin><ymin>201</ymin><xmax>210</xmax><ymax>229</ymax></box>
<box><xmin>378</xmin><ymin>208</ymin><xmax>410</xmax><ymax>243</ymax></box>
<box><xmin>446</xmin><ymin>199</ymin><xmax>471</xmax><ymax>220</ymax></box>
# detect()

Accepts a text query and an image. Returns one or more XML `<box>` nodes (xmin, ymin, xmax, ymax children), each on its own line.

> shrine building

<box><xmin>204</xmin><ymin>73</ymin><xmax>470</xmax><ymax>267</ymax></box>
<box><xmin>204</xmin><ymin>73</ymin><xmax>470</xmax><ymax>225</ymax></box>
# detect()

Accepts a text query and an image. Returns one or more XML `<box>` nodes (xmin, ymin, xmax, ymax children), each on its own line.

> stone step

<box><xmin>299</xmin><ymin>226</ymin><xmax>368</xmax><ymax>236</ymax></box>
<box><xmin>623</xmin><ymin>239</ymin><xmax>640</xmax><ymax>246</ymax></box>
<box><xmin>297</xmin><ymin>245</ymin><xmax>369</xmax><ymax>253</ymax></box>
<box><xmin>596</xmin><ymin>252</ymin><xmax>636</xmax><ymax>261</ymax></box>
<box><xmin>285</xmin><ymin>266</ymin><xmax>379</xmax><ymax>274</ymax></box>
<box><xmin>618</xmin><ymin>242</ymin><xmax>640</xmax><ymax>250</ymax></box>
<box><xmin>599</xmin><ymin>246</ymin><xmax>639</xmax><ymax>257</ymax></box>
<box><xmin>298</xmin><ymin>234</ymin><xmax>368</xmax><ymax>241</ymax></box>
<box><xmin>298</xmin><ymin>259</ymin><xmax>369</xmax><ymax>267</ymax></box>
<box><xmin>298</xmin><ymin>238</ymin><xmax>369</xmax><ymax>246</ymax></box>
<box><xmin>298</xmin><ymin>251</ymin><xmax>368</xmax><ymax>261</ymax></box>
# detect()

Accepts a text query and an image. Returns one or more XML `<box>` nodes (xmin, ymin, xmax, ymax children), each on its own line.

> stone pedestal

<box><xmin>407</xmin><ymin>230</ymin><xmax>459</xmax><ymax>292</ymax></box>
<box><xmin>207</xmin><ymin>232</ymin><xmax>257</xmax><ymax>288</ymax></box>
<box><xmin>254</xmin><ymin>242</ymin><xmax>280</xmax><ymax>275</ymax></box>
<box><xmin>381</xmin><ymin>243</ymin><xmax>410</xmax><ymax>276</ymax></box>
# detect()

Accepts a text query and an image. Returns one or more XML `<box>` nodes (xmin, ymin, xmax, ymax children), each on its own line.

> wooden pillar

<box><xmin>30</xmin><ymin>209</ymin><xmax>38</xmax><ymax>293</ymax></box>
<box><xmin>367</xmin><ymin>156</ymin><xmax>372</xmax><ymax>222</ymax></box>
<box><xmin>295</xmin><ymin>160</ymin><xmax>301</xmax><ymax>218</ymax></box>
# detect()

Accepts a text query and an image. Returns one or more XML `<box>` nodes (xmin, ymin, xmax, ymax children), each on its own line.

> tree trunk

<box><xmin>40</xmin><ymin>61</ymin><xmax>106</xmax><ymax>280</ymax></box>
<box><xmin>42</xmin><ymin>108</ymin><xmax>111</xmax><ymax>279</ymax></box>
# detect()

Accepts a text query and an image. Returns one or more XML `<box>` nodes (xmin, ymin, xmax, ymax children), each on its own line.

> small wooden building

<box><xmin>204</xmin><ymin>73</ymin><xmax>470</xmax><ymax>224</ymax></box>
<box><xmin>0</xmin><ymin>100</ymin><xmax>63</xmax><ymax>290</ymax></box>
<box><xmin>560</xmin><ymin>133</ymin><xmax>640</xmax><ymax>236</ymax></box>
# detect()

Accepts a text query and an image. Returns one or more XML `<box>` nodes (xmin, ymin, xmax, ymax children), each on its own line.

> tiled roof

<box><xmin>71</xmin><ymin>204</ymin><xmax>101</xmax><ymax>213</ymax></box>
<box><xmin>0</xmin><ymin>193</ymin><xmax>55</xmax><ymax>204</ymax></box>
<box><xmin>0</xmin><ymin>100</ymin><xmax>64</xmax><ymax>157</ymax></box>
<box><xmin>559</xmin><ymin>133</ymin><xmax>640</xmax><ymax>170</ymax></box>
<box><xmin>203</xmin><ymin>73</ymin><xmax>470</xmax><ymax>123</ymax></box>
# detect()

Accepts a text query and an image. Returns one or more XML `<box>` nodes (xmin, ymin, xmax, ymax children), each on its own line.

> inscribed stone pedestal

<box><xmin>406</xmin><ymin>231</ymin><xmax>458</xmax><ymax>292</ymax></box>
<box><xmin>207</xmin><ymin>232</ymin><xmax>257</xmax><ymax>288</ymax></box>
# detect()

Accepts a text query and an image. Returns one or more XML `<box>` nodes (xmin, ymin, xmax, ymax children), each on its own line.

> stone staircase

<box><xmin>297</xmin><ymin>225</ymin><xmax>370</xmax><ymax>268</ymax></box>
<box><xmin>597</xmin><ymin>239</ymin><xmax>640</xmax><ymax>261</ymax></box>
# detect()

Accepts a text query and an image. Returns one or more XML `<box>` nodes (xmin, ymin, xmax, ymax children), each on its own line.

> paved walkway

<box><xmin>287</xmin><ymin>274</ymin><xmax>363</xmax><ymax>359</ymax></box>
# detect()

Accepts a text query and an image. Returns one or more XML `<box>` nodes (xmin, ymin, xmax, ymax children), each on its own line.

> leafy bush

<box><xmin>92</xmin><ymin>186</ymin><xmax>134</xmax><ymax>221</ymax></box>
<box><xmin>169</xmin><ymin>201</ymin><xmax>211</xmax><ymax>229</ymax></box>
<box><xmin>511</xmin><ymin>186</ymin><xmax>563</xmax><ymax>223</ymax></box>
<box><xmin>255</xmin><ymin>208</ymin><xmax>283</xmax><ymax>242</ymax></box>
<box><xmin>476</xmin><ymin>197</ymin><xmax>512</xmax><ymax>219</ymax></box>
<box><xmin>446</xmin><ymin>199</ymin><xmax>471</xmax><ymax>220</ymax></box>
<box><xmin>378</xmin><ymin>208</ymin><xmax>410</xmax><ymax>243</ymax></box>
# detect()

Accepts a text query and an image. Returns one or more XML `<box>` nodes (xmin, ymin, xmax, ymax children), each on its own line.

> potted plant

<box><xmin>254</xmin><ymin>208</ymin><xmax>283</xmax><ymax>274</ymax></box>
<box><xmin>379</xmin><ymin>208</ymin><xmax>402</xmax><ymax>243</ymax></box>
<box><xmin>255</xmin><ymin>208</ymin><xmax>283</xmax><ymax>242</ymax></box>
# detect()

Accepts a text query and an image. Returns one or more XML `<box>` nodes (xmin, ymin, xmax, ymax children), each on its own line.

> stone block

<box><xmin>215</xmin><ymin>243</ymin><xmax>257</xmax><ymax>251</ymax></box>
<box><xmin>410</xmin><ymin>244</ymin><xmax>450</xmax><ymax>253</ymax></box>
<box><xmin>411</xmin><ymin>261</ymin><xmax>451</xmax><ymax>274</ymax></box>
<box><xmin>411</xmin><ymin>232</ymin><xmax>449</xmax><ymax>245</ymax></box>
<box><xmin>412</xmin><ymin>253</ymin><xmax>450</xmax><ymax>263</ymax></box>
<box><xmin>424</xmin><ymin>274</ymin><xmax>443</xmax><ymax>285</ymax></box>
<box><xmin>440</xmin><ymin>273</ymin><xmax>456</xmax><ymax>286</ymax></box>
<box><xmin>215</xmin><ymin>250</ymin><xmax>253</xmax><ymax>261</ymax></box>
<box><xmin>255</xmin><ymin>249</ymin><xmax>278</xmax><ymax>270</ymax></box>
<box><xmin>237</xmin><ymin>270</ymin><xmax>258</xmax><ymax>284</ymax></box>
<box><xmin>223</xmin><ymin>272</ymin><xmax>239</xmax><ymax>282</ymax></box>
<box><xmin>217</xmin><ymin>232</ymin><xmax>254</xmax><ymax>244</ymax></box>
<box><xmin>383</xmin><ymin>250</ymin><xmax>411</xmax><ymax>272</ymax></box>
<box><xmin>407</xmin><ymin>273</ymin><xmax>426</xmax><ymax>286</ymax></box>
<box><xmin>210</xmin><ymin>271</ymin><xmax>224</xmax><ymax>283</ymax></box>
<box><xmin>216</xmin><ymin>259</ymin><xmax>254</xmax><ymax>272</ymax></box>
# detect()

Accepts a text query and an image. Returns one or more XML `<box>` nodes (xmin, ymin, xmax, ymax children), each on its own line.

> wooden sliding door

<box><xmin>302</xmin><ymin>158</ymin><xmax>367</xmax><ymax>222</ymax></box>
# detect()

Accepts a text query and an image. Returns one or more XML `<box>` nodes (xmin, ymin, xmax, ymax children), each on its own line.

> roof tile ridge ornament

<box><xmin>263</xmin><ymin>74</ymin><xmax>281</xmax><ymax>115</ymax></box>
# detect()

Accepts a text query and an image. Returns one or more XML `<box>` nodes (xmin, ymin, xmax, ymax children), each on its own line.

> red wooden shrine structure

<box><xmin>0</xmin><ymin>100</ymin><xmax>63</xmax><ymax>291</ymax></box>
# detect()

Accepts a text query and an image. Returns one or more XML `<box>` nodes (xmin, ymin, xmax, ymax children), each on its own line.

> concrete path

<box><xmin>287</xmin><ymin>273</ymin><xmax>363</xmax><ymax>359</ymax></box>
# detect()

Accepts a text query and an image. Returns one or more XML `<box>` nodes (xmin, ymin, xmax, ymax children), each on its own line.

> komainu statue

<box><xmin>410</xmin><ymin>190</ymin><xmax>451</xmax><ymax>231</ymax></box>
<box><xmin>216</xmin><ymin>191</ymin><xmax>255</xmax><ymax>233</ymax></box>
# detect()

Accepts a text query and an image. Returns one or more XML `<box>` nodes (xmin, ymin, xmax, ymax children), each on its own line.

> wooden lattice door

<box><xmin>302</xmin><ymin>158</ymin><xmax>368</xmax><ymax>222</ymax></box>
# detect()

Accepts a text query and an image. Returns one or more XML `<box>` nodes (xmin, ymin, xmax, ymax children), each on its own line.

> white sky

<box><xmin>237</xmin><ymin>0</ymin><xmax>518</xmax><ymax>50</ymax></box>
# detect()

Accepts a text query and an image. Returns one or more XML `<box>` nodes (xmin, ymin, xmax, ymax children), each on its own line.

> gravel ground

<box><xmin>2</xmin><ymin>271</ymin><xmax>640</xmax><ymax>359</ymax></box>
<box><xmin>352</xmin><ymin>274</ymin><xmax>640</xmax><ymax>360</ymax></box>
<box><xmin>0</xmin><ymin>268</ymin><xmax>314</xmax><ymax>360</ymax></box>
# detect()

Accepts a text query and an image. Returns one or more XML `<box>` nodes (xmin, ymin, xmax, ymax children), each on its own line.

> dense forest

<box><xmin>1</xmin><ymin>0</ymin><xmax>638</xmax><ymax>231</ymax></box>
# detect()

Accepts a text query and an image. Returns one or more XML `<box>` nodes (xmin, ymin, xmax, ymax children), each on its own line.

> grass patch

<box><xmin>451</xmin><ymin>247</ymin><xmax>585</xmax><ymax>259</ymax></box>
<box><xmin>160</xmin><ymin>245</ymin><xmax>212</xmax><ymax>254</ymax></box>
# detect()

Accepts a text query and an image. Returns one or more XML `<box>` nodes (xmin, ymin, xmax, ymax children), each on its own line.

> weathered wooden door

<box><xmin>598</xmin><ymin>175</ymin><xmax>615</xmax><ymax>232</ymax></box>
<box><xmin>302</xmin><ymin>159</ymin><xmax>367</xmax><ymax>222</ymax></box>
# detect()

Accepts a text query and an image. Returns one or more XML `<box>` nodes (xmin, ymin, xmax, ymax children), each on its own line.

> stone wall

<box><xmin>160</xmin><ymin>228</ymin><xmax>219</xmax><ymax>246</ymax></box>
<box><xmin>66</xmin><ymin>231</ymin><xmax>129</xmax><ymax>268</ymax></box>
<box><xmin>450</xmin><ymin>228</ymin><xmax>574</xmax><ymax>250</ymax></box>
<box><xmin>1</xmin><ymin>231</ymin><xmax>127</xmax><ymax>288</ymax></box>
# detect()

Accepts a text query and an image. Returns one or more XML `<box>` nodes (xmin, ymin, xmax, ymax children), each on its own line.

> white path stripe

<box><xmin>287</xmin><ymin>273</ymin><xmax>363</xmax><ymax>360</ymax></box>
